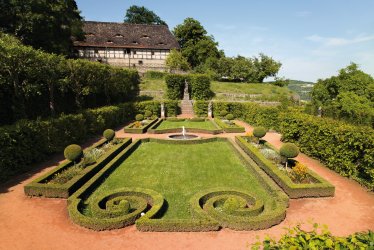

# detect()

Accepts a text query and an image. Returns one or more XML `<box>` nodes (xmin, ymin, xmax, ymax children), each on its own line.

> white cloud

<box><xmin>306</xmin><ymin>34</ymin><xmax>374</xmax><ymax>46</ymax></box>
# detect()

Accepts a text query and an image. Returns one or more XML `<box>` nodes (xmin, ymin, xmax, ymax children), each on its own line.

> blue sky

<box><xmin>76</xmin><ymin>0</ymin><xmax>374</xmax><ymax>82</ymax></box>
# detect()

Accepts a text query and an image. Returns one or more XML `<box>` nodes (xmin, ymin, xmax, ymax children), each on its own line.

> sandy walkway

<box><xmin>0</xmin><ymin>120</ymin><xmax>373</xmax><ymax>250</ymax></box>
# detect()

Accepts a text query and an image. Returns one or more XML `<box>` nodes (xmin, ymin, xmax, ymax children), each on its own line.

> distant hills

<box><xmin>287</xmin><ymin>80</ymin><xmax>315</xmax><ymax>101</ymax></box>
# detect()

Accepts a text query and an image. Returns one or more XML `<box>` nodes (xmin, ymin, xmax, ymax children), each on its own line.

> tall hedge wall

<box><xmin>0</xmin><ymin>100</ymin><xmax>178</xmax><ymax>184</ymax></box>
<box><xmin>0</xmin><ymin>33</ymin><xmax>140</xmax><ymax>125</ymax></box>
<box><xmin>279</xmin><ymin>113</ymin><xmax>374</xmax><ymax>190</ymax></box>
<box><xmin>165</xmin><ymin>74</ymin><xmax>212</xmax><ymax>100</ymax></box>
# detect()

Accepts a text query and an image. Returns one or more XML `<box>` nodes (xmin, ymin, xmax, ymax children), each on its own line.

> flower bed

<box><xmin>213</xmin><ymin>118</ymin><xmax>245</xmax><ymax>133</ymax></box>
<box><xmin>24</xmin><ymin>138</ymin><xmax>132</xmax><ymax>198</ymax></box>
<box><xmin>236</xmin><ymin>136</ymin><xmax>335</xmax><ymax>198</ymax></box>
<box><xmin>123</xmin><ymin>118</ymin><xmax>158</xmax><ymax>134</ymax></box>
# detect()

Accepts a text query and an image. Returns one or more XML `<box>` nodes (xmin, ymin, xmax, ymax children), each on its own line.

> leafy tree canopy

<box><xmin>165</xmin><ymin>49</ymin><xmax>191</xmax><ymax>71</ymax></box>
<box><xmin>0</xmin><ymin>0</ymin><xmax>84</xmax><ymax>55</ymax></box>
<box><xmin>124</xmin><ymin>5</ymin><xmax>167</xmax><ymax>25</ymax></box>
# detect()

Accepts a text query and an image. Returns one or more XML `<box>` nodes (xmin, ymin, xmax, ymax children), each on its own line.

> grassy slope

<box><xmin>156</xmin><ymin>120</ymin><xmax>218</xmax><ymax>130</ymax></box>
<box><xmin>85</xmin><ymin>141</ymin><xmax>275</xmax><ymax>219</ymax></box>
<box><xmin>139</xmin><ymin>78</ymin><xmax>294</xmax><ymax>101</ymax></box>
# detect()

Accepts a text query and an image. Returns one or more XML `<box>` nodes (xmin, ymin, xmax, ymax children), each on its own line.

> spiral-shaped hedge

<box><xmin>190</xmin><ymin>188</ymin><xmax>285</xmax><ymax>230</ymax></box>
<box><xmin>68</xmin><ymin>187</ymin><xmax>164</xmax><ymax>231</ymax></box>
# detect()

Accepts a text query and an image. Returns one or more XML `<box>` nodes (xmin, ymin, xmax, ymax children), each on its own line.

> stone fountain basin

<box><xmin>168</xmin><ymin>134</ymin><xmax>199</xmax><ymax>140</ymax></box>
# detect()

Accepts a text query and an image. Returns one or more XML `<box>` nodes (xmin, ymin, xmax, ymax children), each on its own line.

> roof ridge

<box><xmin>83</xmin><ymin>20</ymin><xmax>169</xmax><ymax>28</ymax></box>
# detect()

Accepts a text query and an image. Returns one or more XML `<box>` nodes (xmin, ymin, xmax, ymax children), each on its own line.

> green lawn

<box><xmin>84</xmin><ymin>140</ymin><xmax>277</xmax><ymax>220</ymax></box>
<box><xmin>156</xmin><ymin>120</ymin><xmax>218</xmax><ymax>130</ymax></box>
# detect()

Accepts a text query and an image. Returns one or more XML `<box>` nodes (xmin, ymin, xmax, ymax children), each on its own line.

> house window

<box><xmin>125</xmin><ymin>48</ymin><xmax>131</xmax><ymax>54</ymax></box>
<box><xmin>151</xmin><ymin>51</ymin><xmax>155</xmax><ymax>56</ymax></box>
<box><xmin>138</xmin><ymin>60</ymin><xmax>143</xmax><ymax>65</ymax></box>
<box><xmin>133</xmin><ymin>51</ymin><xmax>137</xmax><ymax>55</ymax></box>
<box><xmin>94</xmin><ymin>49</ymin><xmax>99</xmax><ymax>54</ymax></box>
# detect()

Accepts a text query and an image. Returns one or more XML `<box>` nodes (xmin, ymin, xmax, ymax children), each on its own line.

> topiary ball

<box><xmin>144</xmin><ymin>110</ymin><xmax>152</xmax><ymax>118</ymax></box>
<box><xmin>103</xmin><ymin>129</ymin><xmax>115</xmax><ymax>141</ymax></box>
<box><xmin>226</xmin><ymin>113</ymin><xmax>234</xmax><ymax>121</ymax></box>
<box><xmin>253</xmin><ymin>127</ymin><xmax>267</xmax><ymax>139</ymax></box>
<box><xmin>64</xmin><ymin>144</ymin><xmax>83</xmax><ymax>162</ymax></box>
<box><xmin>280</xmin><ymin>143</ymin><xmax>299</xmax><ymax>159</ymax></box>
<box><xmin>220</xmin><ymin>110</ymin><xmax>228</xmax><ymax>117</ymax></box>
<box><xmin>135</xmin><ymin>114</ymin><xmax>144</xmax><ymax>121</ymax></box>
<box><xmin>223</xmin><ymin>197</ymin><xmax>240</xmax><ymax>212</ymax></box>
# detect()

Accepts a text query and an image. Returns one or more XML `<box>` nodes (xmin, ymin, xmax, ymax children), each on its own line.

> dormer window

<box><xmin>142</xmin><ymin>35</ymin><xmax>150</xmax><ymax>39</ymax></box>
<box><xmin>114</xmin><ymin>34</ymin><xmax>123</xmax><ymax>38</ymax></box>
<box><xmin>158</xmin><ymin>42</ymin><xmax>165</xmax><ymax>45</ymax></box>
<box><xmin>106</xmin><ymin>40</ymin><xmax>113</xmax><ymax>44</ymax></box>
<box><xmin>132</xmin><ymin>41</ymin><xmax>139</xmax><ymax>44</ymax></box>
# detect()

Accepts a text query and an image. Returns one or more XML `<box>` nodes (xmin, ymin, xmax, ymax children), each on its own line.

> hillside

<box><xmin>287</xmin><ymin>80</ymin><xmax>315</xmax><ymax>101</ymax></box>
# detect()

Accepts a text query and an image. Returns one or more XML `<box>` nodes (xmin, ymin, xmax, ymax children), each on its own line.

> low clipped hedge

<box><xmin>143</xmin><ymin>70</ymin><xmax>168</xmax><ymax>79</ymax></box>
<box><xmin>0</xmin><ymin>101</ymin><xmax>179</xmax><ymax>184</ymax></box>
<box><xmin>147</xmin><ymin>118</ymin><xmax>223</xmax><ymax>134</ymax></box>
<box><xmin>236</xmin><ymin>136</ymin><xmax>335</xmax><ymax>198</ymax></box>
<box><xmin>279</xmin><ymin>113</ymin><xmax>374</xmax><ymax>191</ymax></box>
<box><xmin>24</xmin><ymin>138</ymin><xmax>132</xmax><ymax>198</ymax></box>
<box><xmin>68</xmin><ymin>138</ymin><xmax>289</xmax><ymax>231</ymax></box>
<box><xmin>213</xmin><ymin>118</ymin><xmax>245</xmax><ymax>133</ymax></box>
<box><xmin>124</xmin><ymin>118</ymin><xmax>158</xmax><ymax>134</ymax></box>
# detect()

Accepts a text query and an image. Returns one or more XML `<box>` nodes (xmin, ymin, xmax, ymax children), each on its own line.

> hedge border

<box><xmin>123</xmin><ymin>118</ymin><xmax>158</xmax><ymax>134</ymax></box>
<box><xmin>213</xmin><ymin>118</ymin><xmax>245</xmax><ymax>133</ymax></box>
<box><xmin>236</xmin><ymin>136</ymin><xmax>335</xmax><ymax>198</ymax></box>
<box><xmin>67</xmin><ymin>137</ymin><xmax>289</xmax><ymax>231</ymax></box>
<box><xmin>24</xmin><ymin>138</ymin><xmax>132</xmax><ymax>198</ymax></box>
<box><xmin>147</xmin><ymin>118</ymin><xmax>223</xmax><ymax>134</ymax></box>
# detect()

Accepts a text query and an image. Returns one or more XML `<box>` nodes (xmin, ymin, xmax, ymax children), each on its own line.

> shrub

<box><xmin>144</xmin><ymin>110</ymin><xmax>152</xmax><ymax>119</ymax></box>
<box><xmin>222</xmin><ymin>197</ymin><xmax>240</xmax><ymax>212</ymax></box>
<box><xmin>135</xmin><ymin>114</ymin><xmax>144</xmax><ymax>121</ymax></box>
<box><xmin>220</xmin><ymin>110</ymin><xmax>228</xmax><ymax>117</ymax></box>
<box><xmin>289</xmin><ymin>162</ymin><xmax>309</xmax><ymax>183</ymax></box>
<box><xmin>143</xmin><ymin>70</ymin><xmax>167</xmax><ymax>79</ymax></box>
<box><xmin>280</xmin><ymin>143</ymin><xmax>299</xmax><ymax>159</ymax></box>
<box><xmin>103</xmin><ymin>129</ymin><xmax>115</xmax><ymax>141</ymax></box>
<box><xmin>253</xmin><ymin>127</ymin><xmax>267</xmax><ymax>140</ymax></box>
<box><xmin>64</xmin><ymin>144</ymin><xmax>83</xmax><ymax>162</ymax></box>
<box><xmin>165</xmin><ymin>74</ymin><xmax>187</xmax><ymax>100</ymax></box>
<box><xmin>189</xmin><ymin>74</ymin><xmax>213</xmax><ymax>100</ymax></box>
<box><xmin>225</xmin><ymin>114</ymin><xmax>234</xmax><ymax>121</ymax></box>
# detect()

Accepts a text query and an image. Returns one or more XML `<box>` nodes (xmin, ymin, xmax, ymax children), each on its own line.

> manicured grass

<box><xmin>156</xmin><ymin>120</ymin><xmax>218</xmax><ymax>130</ymax></box>
<box><xmin>84</xmin><ymin>140</ymin><xmax>277</xmax><ymax>220</ymax></box>
<box><xmin>140</xmin><ymin>78</ymin><xmax>166</xmax><ymax>91</ymax></box>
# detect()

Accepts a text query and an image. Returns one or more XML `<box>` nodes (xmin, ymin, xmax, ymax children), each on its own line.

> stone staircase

<box><xmin>178</xmin><ymin>82</ymin><xmax>195</xmax><ymax>118</ymax></box>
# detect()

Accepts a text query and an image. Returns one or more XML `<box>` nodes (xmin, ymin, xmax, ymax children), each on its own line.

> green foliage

<box><xmin>103</xmin><ymin>129</ymin><xmax>115</xmax><ymax>141</ymax></box>
<box><xmin>310</xmin><ymin>63</ymin><xmax>374</xmax><ymax>126</ymax></box>
<box><xmin>144</xmin><ymin>110</ymin><xmax>152</xmax><ymax>118</ymax></box>
<box><xmin>0</xmin><ymin>0</ymin><xmax>83</xmax><ymax>55</ymax></box>
<box><xmin>280</xmin><ymin>112</ymin><xmax>374</xmax><ymax>190</ymax></box>
<box><xmin>272</xmin><ymin>76</ymin><xmax>290</xmax><ymax>87</ymax></box>
<box><xmin>189</xmin><ymin>74</ymin><xmax>213</xmax><ymax>100</ymax></box>
<box><xmin>225</xmin><ymin>114</ymin><xmax>234</xmax><ymax>121</ymax></box>
<box><xmin>253</xmin><ymin>224</ymin><xmax>374</xmax><ymax>249</ymax></box>
<box><xmin>222</xmin><ymin>197</ymin><xmax>240</xmax><ymax>212</ymax></box>
<box><xmin>64</xmin><ymin>144</ymin><xmax>83</xmax><ymax>162</ymax></box>
<box><xmin>165</xmin><ymin>49</ymin><xmax>191</xmax><ymax>71</ymax></box>
<box><xmin>220</xmin><ymin>110</ymin><xmax>228</xmax><ymax>117</ymax></box>
<box><xmin>124</xmin><ymin>5</ymin><xmax>166</xmax><ymax>25</ymax></box>
<box><xmin>280</xmin><ymin>143</ymin><xmax>299</xmax><ymax>159</ymax></box>
<box><xmin>253</xmin><ymin>127</ymin><xmax>267</xmax><ymax>139</ymax></box>
<box><xmin>135</xmin><ymin>114</ymin><xmax>144</xmax><ymax>121</ymax></box>
<box><xmin>165</xmin><ymin>74</ymin><xmax>187</xmax><ymax>100</ymax></box>
<box><xmin>173</xmin><ymin>18</ymin><xmax>223</xmax><ymax>68</ymax></box>
<box><xmin>0</xmin><ymin>33</ymin><xmax>140</xmax><ymax>125</ymax></box>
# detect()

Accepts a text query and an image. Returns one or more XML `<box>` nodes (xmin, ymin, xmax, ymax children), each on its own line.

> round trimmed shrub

<box><xmin>280</xmin><ymin>143</ymin><xmax>299</xmax><ymax>159</ymax></box>
<box><xmin>135</xmin><ymin>114</ymin><xmax>144</xmax><ymax>121</ymax></box>
<box><xmin>220</xmin><ymin>110</ymin><xmax>228</xmax><ymax>117</ymax></box>
<box><xmin>103</xmin><ymin>129</ymin><xmax>115</xmax><ymax>141</ymax></box>
<box><xmin>64</xmin><ymin>144</ymin><xmax>83</xmax><ymax>162</ymax></box>
<box><xmin>226</xmin><ymin>114</ymin><xmax>234</xmax><ymax>121</ymax></box>
<box><xmin>144</xmin><ymin>110</ymin><xmax>152</xmax><ymax>118</ymax></box>
<box><xmin>253</xmin><ymin>127</ymin><xmax>267</xmax><ymax>139</ymax></box>
<box><xmin>223</xmin><ymin>197</ymin><xmax>240</xmax><ymax>212</ymax></box>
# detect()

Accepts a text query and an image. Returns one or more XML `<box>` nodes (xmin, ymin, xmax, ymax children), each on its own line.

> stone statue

<box><xmin>183</xmin><ymin>80</ymin><xmax>190</xmax><ymax>100</ymax></box>
<box><xmin>161</xmin><ymin>102</ymin><xmax>165</xmax><ymax>118</ymax></box>
<box><xmin>208</xmin><ymin>101</ymin><xmax>213</xmax><ymax>118</ymax></box>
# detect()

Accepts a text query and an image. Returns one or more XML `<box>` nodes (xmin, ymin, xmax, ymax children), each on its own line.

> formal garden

<box><xmin>1</xmin><ymin>2</ymin><xmax>373</xmax><ymax>249</ymax></box>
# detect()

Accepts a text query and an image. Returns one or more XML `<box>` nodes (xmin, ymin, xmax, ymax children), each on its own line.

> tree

<box><xmin>0</xmin><ymin>0</ymin><xmax>84</xmax><ymax>55</ymax></box>
<box><xmin>173</xmin><ymin>18</ymin><xmax>222</xmax><ymax>68</ymax></box>
<box><xmin>310</xmin><ymin>63</ymin><xmax>374</xmax><ymax>126</ymax></box>
<box><xmin>165</xmin><ymin>49</ymin><xmax>190</xmax><ymax>71</ymax></box>
<box><xmin>252</xmin><ymin>53</ymin><xmax>282</xmax><ymax>82</ymax></box>
<box><xmin>124</xmin><ymin>5</ymin><xmax>167</xmax><ymax>25</ymax></box>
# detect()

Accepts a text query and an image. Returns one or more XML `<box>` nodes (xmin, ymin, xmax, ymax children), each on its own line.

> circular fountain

<box><xmin>168</xmin><ymin>126</ymin><xmax>199</xmax><ymax>140</ymax></box>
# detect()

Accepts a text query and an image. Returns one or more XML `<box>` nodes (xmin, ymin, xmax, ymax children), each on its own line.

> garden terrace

<box><xmin>24</xmin><ymin>138</ymin><xmax>132</xmax><ymax>198</ymax></box>
<box><xmin>148</xmin><ymin>118</ymin><xmax>223</xmax><ymax>134</ymax></box>
<box><xmin>68</xmin><ymin>138</ymin><xmax>288</xmax><ymax>231</ymax></box>
<box><xmin>236</xmin><ymin>136</ymin><xmax>335</xmax><ymax>198</ymax></box>
<box><xmin>213</xmin><ymin>118</ymin><xmax>245</xmax><ymax>133</ymax></box>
